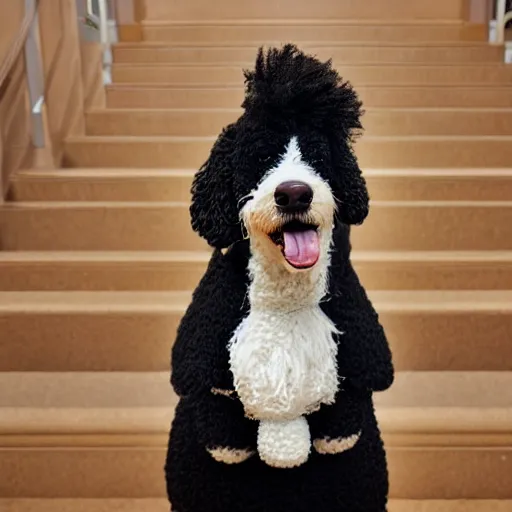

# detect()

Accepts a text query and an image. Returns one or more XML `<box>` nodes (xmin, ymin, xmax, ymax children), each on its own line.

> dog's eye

<box><xmin>238</xmin><ymin>195</ymin><xmax>253</xmax><ymax>209</ymax></box>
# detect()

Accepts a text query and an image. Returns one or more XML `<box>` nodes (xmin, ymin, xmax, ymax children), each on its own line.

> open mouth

<box><xmin>269</xmin><ymin>220</ymin><xmax>320</xmax><ymax>269</ymax></box>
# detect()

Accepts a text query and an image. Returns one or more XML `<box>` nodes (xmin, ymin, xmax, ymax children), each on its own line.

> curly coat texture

<box><xmin>189</xmin><ymin>44</ymin><xmax>369</xmax><ymax>250</ymax></box>
<box><xmin>166</xmin><ymin>45</ymin><xmax>394</xmax><ymax>512</ymax></box>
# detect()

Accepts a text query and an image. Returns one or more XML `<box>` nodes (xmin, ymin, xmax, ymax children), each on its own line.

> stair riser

<box><xmin>11</xmin><ymin>174</ymin><xmax>512</xmax><ymax>202</ymax></box>
<box><xmin>2</xmin><ymin>500</ymin><xmax>512</xmax><ymax>512</ymax></box>
<box><xmin>106</xmin><ymin>86</ymin><xmax>512</xmax><ymax>109</ymax></box>
<box><xmin>2</xmin><ymin>204</ymin><xmax>512</xmax><ymax>251</ymax></box>
<box><xmin>0</xmin><ymin>306</ymin><xmax>510</xmax><ymax>371</ymax></box>
<box><xmin>112</xmin><ymin>45</ymin><xmax>503</xmax><ymax>64</ymax></box>
<box><xmin>0</xmin><ymin>446</ymin><xmax>510</xmax><ymax>499</ymax></box>
<box><xmin>63</xmin><ymin>138</ymin><xmax>512</xmax><ymax>169</ymax></box>
<box><xmin>142</xmin><ymin>24</ymin><xmax>487</xmax><ymax>43</ymax></box>
<box><xmin>85</xmin><ymin>109</ymin><xmax>512</xmax><ymax>137</ymax></box>
<box><xmin>143</xmin><ymin>0</ymin><xmax>466</xmax><ymax>21</ymax></box>
<box><xmin>111</xmin><ymin>65</ymin><xmax>512</xmax><ymax>86</ymax></box>
<box><xmin>1</xmin><ymin>259</ymin><xmax>511</xmax><ymax>291</ymax></box>
<box><xmin>11</xmin><ymin>175</ymin><xmax>194</xmax><ymax>203</ymax></box>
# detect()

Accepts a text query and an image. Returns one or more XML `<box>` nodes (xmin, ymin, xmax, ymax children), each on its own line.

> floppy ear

<box><xmin>329</xmin><ymin>135</ymin><xmax>369</xmax><ymax>226</ymax></box>
<box><xmin>190</xmin><ymin>125</ymin><xmax>243</xmax><ymax>248</ymax></box>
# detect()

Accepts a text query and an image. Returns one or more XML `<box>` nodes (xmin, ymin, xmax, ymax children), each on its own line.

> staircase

<box><xmin>1</xmin><ymin>0</ymin><xmax>512</xmax><ymax>510</ymax></box>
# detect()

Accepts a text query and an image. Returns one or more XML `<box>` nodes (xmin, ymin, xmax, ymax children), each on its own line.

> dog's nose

<box><xmin>274</xmin><ymin>181</ymin><xmax>313</xmax><ymax>213</ymax></box>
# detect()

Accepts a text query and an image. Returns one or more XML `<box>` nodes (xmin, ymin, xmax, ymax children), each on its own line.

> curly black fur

<box><xmin>243</xmin><ymin>44</ymin><xmax>363</xmax><ymax>137</ymax></box>
<box><xmin>168</xmin><ymin>45</ymin><xmax>393</xmax><ymax>512</ymax></box>
<box><xmin>190</xmin><ymin>44</ymin><xmax>369</xmax><ymax>249</ymax></box>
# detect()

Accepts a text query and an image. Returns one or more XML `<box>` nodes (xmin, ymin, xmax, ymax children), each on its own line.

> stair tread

<box><xmin>4</xmin><ymin>199</ymin><xmax>512</xmax><ymax>207</ymax></box>
<box><xmin>0</xmin><ymin>372</ymin><xmax>510</xmax><ymax>437</ymax></box>
<box><xmin>0</xmin><ymin>250</ymin><xmax>212</xmax><ymax>262</ymax></box>
<box><xmin>1</xmin><ymin>250</ymin><xmax>512</xmax><ymax>263</ymax></box>
<box><xmin>1</xmin><ymin>499</ymin><xmax>510</xmax><ymax>512</ymax></box>
<box><xmin>108</xmin><ymin>83</ymin><xmax>512</xmax><ymax>89</ymax></box>
<box><xmin>0</xmin><ymin>371</ymin><xmax>508</xmax><ymax>407</ymax></box>
<box><xmin>115</xmin><ymin>41</ymin><xmax>496</xmax><ymax>48</ymax></box>
<box><xmin>112</xmin><ymin>62</ymin><xmax>511</xmax><ymax>68</ymax></box>
<box><xmin>110</xmin><ymin>81</ymin><xmax>512</xmax><ymax>88</ymax></box>
<box><xmin>66</xmin><ymin>135</ymin><xmax>512</xmax><ymax>141</ymax></box>
<box><xmin>86</xmin><ymin>106</ymin><xmax>512</xmax><ymax>113</ymax></box>
<box><xmin>141</xmin><ymin>19</ymin><xmax>471</xmax><ymax>26</ymax></box>
<box><xmin>0</xmin><ymin>290</ymin><xmax>511</xmax><ymax>311</ymax></box>
<box><xmin>14</xmin><ymin>167</ymin><xmax>512</xmax><ymax>177</ymax></box>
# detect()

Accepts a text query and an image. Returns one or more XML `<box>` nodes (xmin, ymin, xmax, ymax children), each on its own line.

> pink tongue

<box><xmin>283</xmin><ymin>230</ymin><xmax>320</xmax><ymax>268</ymax></box>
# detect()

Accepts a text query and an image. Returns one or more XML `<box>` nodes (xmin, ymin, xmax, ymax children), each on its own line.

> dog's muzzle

<box><xmin>269</xmin><ymin>181</ymin><xmax>320</xmax><ymax>270</ymax></box>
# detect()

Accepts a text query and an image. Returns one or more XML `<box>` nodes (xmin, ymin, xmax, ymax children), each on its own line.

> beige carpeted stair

<box><xmin>0</xmin><ymin>371</ymin><xmax>511</xmax><ymax>499</ymax></box>
<box><xmin>0</xmin><ymin>0</ymin><xmax>511</xmax><ymax>508</ymax></box>
<box><xmin>1</xmin><ymin>499</ymin><xmax>510</xmax><ymax>512</ymax></box>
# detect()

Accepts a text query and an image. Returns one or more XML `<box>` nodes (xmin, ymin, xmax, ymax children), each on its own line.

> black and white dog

<box><xmin>166</xmin><ymin>45</ymin><xmax>394</xmax><ymax>512</ymax></box>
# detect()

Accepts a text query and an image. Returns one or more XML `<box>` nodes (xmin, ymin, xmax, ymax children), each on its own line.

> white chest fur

<box><xmin>230</xmin><ymin>306</ymin><xmax>338</xmax><ymax>420</ymax></box>
<box><xmin>228</xmin><ymin>242</ymin><xmax>339</xmax><ymax>422</ymax></box>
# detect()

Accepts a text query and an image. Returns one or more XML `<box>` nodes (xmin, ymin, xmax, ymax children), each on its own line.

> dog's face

<box><xmin>241</xmin><ymin>137</ymin><xmax>335</xmax><ymax>271</ymax></box>
<box><xmin>190</xmin><ymin>46</ymin><xmax>369</xmax><ymax>256</ymax></box>
<box><xmin>190</xmin><ymin>121</ymin><xmax>368</xmax><ymax>259</ymax></box>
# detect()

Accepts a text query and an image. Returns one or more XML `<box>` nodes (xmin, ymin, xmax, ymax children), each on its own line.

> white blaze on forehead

<box><xmin>247</xmin><ymin>136</ymin><xmax>334</xmax><ymax>208</ymax></box>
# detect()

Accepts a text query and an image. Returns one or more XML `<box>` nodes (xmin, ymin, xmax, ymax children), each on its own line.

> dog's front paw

<box><xmin>257</xmin><ymin>417</ymin><xmax>311</xmax><ymax>469</ymax></box>
<box><xmin>207</xmin><ymin>446</ymin><xmax>255</xmax><ymax>464</ymax></box>
<box><xmin>313</xmin><ymin>431</ymin><xmax>361</xmax><ymax>455</ymax></box>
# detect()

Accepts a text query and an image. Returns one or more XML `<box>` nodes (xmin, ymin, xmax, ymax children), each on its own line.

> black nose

<box><xmin>274</xmin><ymin>181</ymin><xmax>313</xmax><ymax>213</ymax></box>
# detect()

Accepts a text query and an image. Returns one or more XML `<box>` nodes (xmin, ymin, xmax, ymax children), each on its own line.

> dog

<box><xmin>166</xmin><ymin>44</ymin><xmax>394</xmax><ymax>512</ymax></box>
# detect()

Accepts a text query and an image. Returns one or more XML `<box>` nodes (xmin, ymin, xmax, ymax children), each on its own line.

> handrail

<box><xmin>85</xmin><ymin>0</ymin><xmax>113</xmax><ymax>84</ymax></box>
<box><xmin>495</xmin><ymin>0</ymin><xmax>512</xmax><ymax>44</ymax></box>
<box><xmin>0</xmin><ymin>0</ymin><xmax>45</xmax><ymax>150</ymax></box>
<box><xmin>24</xmin><ymin>0</ymin><xmax>45</xmax><ymax>148</ymax></box>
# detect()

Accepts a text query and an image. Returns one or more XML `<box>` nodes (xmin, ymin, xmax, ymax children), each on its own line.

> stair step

<box><xmin>0</xmin><ymin>371</ymin><xmax>510</xmax><ymax>498</ymax></box>
<box><xmin>142</xmin><ymin>1</ymin><xmax>466</xmax><ymax>21</ymax></box>
<box><xmin>11</xmin><ymin>168</ymin><xmax>512</xmax><ymax>202</ymax></box>
<box><xmin>85</xmin><ymin>108</ymin><xmax>512</xmax><ymax>137</ymax></box>
<box><xmin>106</xmin><ymin>85</ymin><xmax>512</xmax><ymax>109</ymax></box>
<box><xmin>1</xmin><ymin>250</ymin><xmax>511</xmax><ymax>291</ymax></box>
<box><xmin>62</xmin><ymin>135</ymin><xmax>512</xmax><ymax>168</ymax></box>
<box><xmin>0</xmin><ymin>291</ymin><xmax>510</xmax><ymax>371</ymax></box>
<box><xmin>141</xmin><ymin>21</ymin><xmax>487</xmax><ymax>43</ymax></box>
<box><xmin>112</xmin><ymin>42</ymin><xmax>504</xmax><ymax>64</ymax></box>
<box><xmin>0</xmin><ymin>499</ymin><xmax>511</xmax><ymax>512</ymax></box>
<box><xmin>111</xmin><ymin>63</ymin><xmax>512</xmax><ymax>86</ymax></box>
<box><xmin>2</xmin><ymin>200</ymin><xmax>512</xmax><ymax>251</ymax></box>
<box><xmin>0</xmin><ymin>500</ymin><xmax>170</xmax><ymax>512</ymax></box>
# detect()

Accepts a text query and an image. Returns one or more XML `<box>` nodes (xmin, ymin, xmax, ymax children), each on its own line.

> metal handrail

<box><xmin>24</xmin><ymin>0</ymin><xmax>45</xmax><ymax>148</ymax></box>
<box><xmin>495</xmin><ymin>0</ymin><xmax>512</xmax><ymax>44</ymax></box>
<box><xmin>85</xmin><ymin>0</ymin><xmax>113</xmax><ymax>84</ymax></box>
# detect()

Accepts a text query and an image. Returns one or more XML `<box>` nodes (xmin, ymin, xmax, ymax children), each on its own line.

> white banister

<box><xmin>493</xmin><ymin>0</ymin><xmax>512</xmax><ymax>45</ymax></box>
<box><xmin>85</xmin><ymin>0</ymin><xmax>115</xmax><ymax>83</ymax></box>
<box><xmin>24</xmin><ymin>0</ymin><xmax>45</xmax><ymax>148</ymax></box>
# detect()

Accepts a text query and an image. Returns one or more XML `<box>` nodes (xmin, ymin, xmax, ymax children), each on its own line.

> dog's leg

<box><xmin>194</xmin><ymin>391</ymin><xmax>258</xmax><ymax>464</ymax></box>
<box><xmin>308</xmin><ymin>391</ymin><xmax>364</xmax><ymax>455</ymax></box>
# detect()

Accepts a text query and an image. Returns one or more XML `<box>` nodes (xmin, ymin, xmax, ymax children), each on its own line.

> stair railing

<box><xmin>0</xmin><ymin>0</ymin><xmax>45</xmax><ymax>200</ymax></box>
<box><xmin>494</xmin><ymin>0</ymin><xmax>512</xmax><ymax>44</ymax></box>
<box><xmin>24</xmin><ymin>0</ymin><xmax>46</xmax><ymax>149</ymax></box>
<box><xmin>84</xmin><ymin>0</ymin><xmax>116</xmax><ymax>83</ymax></box>
<box><xmin>0</xmin><ymin>0</ymin><xmax>45</xmax><ymax>150</ymax></box>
